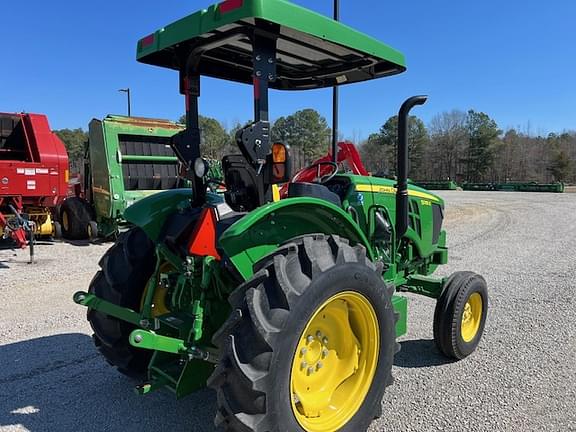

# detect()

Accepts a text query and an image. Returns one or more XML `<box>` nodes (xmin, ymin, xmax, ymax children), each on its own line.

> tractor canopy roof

<box><xmin>137</xmin><ymin>0</ymin><xmax>406</xmax><ymax>90</ymax></box>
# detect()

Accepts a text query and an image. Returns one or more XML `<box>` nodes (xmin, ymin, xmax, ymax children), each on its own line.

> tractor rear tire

<box><xmin>61</xmin><ymin>197</ymin><xmax>92</xmax><ymax>240</ymax></box>
<box><xmin>433</xmin><ymin>271</ymin><xmax>488</xmax><ymax>359</ymax></box>
<box><xmin>87</xmin><ymin>227</ymin><xmax>157</xmax><ymax>377</ymax></box>
<box><xmin>209</xmin><ymin>234</ymin><xmax>396</xmax><ymax>432</ymax></box>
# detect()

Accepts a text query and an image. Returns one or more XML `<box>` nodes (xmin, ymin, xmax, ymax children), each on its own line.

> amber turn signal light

<box><xmin>272</xmin><ymin>143</ymin><xmax>287</xmax><ymax>163</ymax></box>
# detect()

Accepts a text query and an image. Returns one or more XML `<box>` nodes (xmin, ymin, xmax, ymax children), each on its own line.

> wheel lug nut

<box><xmin>316</xmin><ymin>362</ymin><xmax>323</xmax><ymax>370</ymax></box>
<box><xmin>322</xmin><ymin>348</ymin><xmax>328</xmax><ymax>358</ymax></box>
<box><xmin>322</xmin><ymin>337</ymin><xmax>328</xmax><ymax>345</ymax></box>
<box><xmin>307</xmin><ymin>367</ymin><xmax>314</xmax><ymax>375</ymax></box>
<box><xmin>316</xmin><ymin>330</ymin><xmax>322</xmax><ymax>339</ymax></box>
<box><xmin>301</xmin><ymin>347</ymin><xmax>307</xmax><ymax>355</ymax></box>
<box><xmin>301</xmin><ymin>361</ymin><xmax>307</xmax><ymax>369</ymax></box>
<box><xmin>307</xmin><ymin>335</ymin><xmax>314</xmax><ymax>343</ymax></box>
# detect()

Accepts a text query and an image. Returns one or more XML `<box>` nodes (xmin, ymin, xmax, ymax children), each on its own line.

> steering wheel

<box><xmin>308</xmin><ymin>161</ymin><xmax>339</xmax><ymax>184</ymax></box>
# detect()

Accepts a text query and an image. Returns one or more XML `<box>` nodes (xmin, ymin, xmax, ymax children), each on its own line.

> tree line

<box><xmin>55</xmin><ymin>109</ymin><xmax>575</xmax><ymax>183</ymax></box>
<box><xmin>360</xmin><ymin>110</ymin><xmax>575</xmax><ymax>184</ymax></box>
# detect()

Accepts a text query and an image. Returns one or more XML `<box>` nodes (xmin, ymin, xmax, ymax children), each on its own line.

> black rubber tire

<box><xmin>87</xmin><ymin>227</ymin><xmax>157</xmax><ymax>377</ymax></box>
<box><xmin>88</xmin><ymin>220</ymin><xmax>98</xmax><ymax>240</ymax></box>
<box><xmin>61</xmin><ymin>197</ymin><xmax>92</xmax><ymax>240</ymax></box>
<box><xmin>208</xmin><ymin>234</ymin><xmax>397</xmax><ymax>432</ymax></box>
<box><xmin>52</xmin><ymin>221</ymin><xmax>62</xmax><ymax>239</ymax></box>
<box><xmin>433</xmin><ymin>271</ymin><xmax>488</xmax><ymax>360</ymax></box>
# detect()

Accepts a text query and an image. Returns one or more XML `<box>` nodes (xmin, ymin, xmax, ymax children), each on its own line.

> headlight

<box><xmin>193</xmin><ymin>157</ymin><xmax>209</xmax><ymax>178</ymax></box>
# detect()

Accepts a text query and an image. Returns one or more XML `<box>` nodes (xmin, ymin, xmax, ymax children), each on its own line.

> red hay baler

<box><xmin>0</xmin><ymin>112</ymin><xmax>69</xmax><ymax>249</ymax></box>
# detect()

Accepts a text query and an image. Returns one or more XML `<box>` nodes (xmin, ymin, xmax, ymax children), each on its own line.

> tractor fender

<box><xmin>123</xmin><ymin>189</ymin><xmax>194</xmax><ymax>241</ymax></box>
<box><xmin>123</xmin><ymin>189</ymin><xmax>223</xmax><ymax>242</ymax></box>
<box><xmin>219</xmin><ymin>197</ymin><xmax>374</xmax><ymax>280</ymax></box>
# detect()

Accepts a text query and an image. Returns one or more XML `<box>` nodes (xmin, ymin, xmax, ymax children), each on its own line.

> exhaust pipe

<box><xmin>396</xmin><ymin>95</ymin><xmax>428</xmax><ymax>241</ymax></box>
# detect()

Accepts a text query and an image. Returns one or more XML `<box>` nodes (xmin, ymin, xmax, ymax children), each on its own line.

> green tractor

<box><xmin>74</xmin><ymin>1</ymin><xmax>488</xmax><ymax>430</ymax></box>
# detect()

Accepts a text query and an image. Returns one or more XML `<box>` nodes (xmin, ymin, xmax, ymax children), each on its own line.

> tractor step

<box><xmin>392</xmin><ymin>295</ymin><xmax>408</xmax><ymax>337</ymax></box>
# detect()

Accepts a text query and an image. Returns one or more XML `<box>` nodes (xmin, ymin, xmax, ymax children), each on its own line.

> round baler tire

<box><xmin>87</xmin><ymin>227</ymin><xmax>157</xmax><ymax>377</ymax></box>
<box><xmin>53</xmin><ymin>221</ymin><xmax>62</xmax><ymax>239</ymax></box>
<box><xmin>88</xmin><ymin>220</ymin><xmax>98</xmax><ymax>240</ymax></box>
<box><xmin>433</xmin><ymin>271</ymin><xmax>488</xmax><ymax>359</ymax></box>
<box><xmin>61</xmin><ymin>197</ymin><xmax>92</xmax><ymax>240</ymax></box>
<box><xmin>208</xmin><ymin>234</ymin><xmax>397</xmax><ymax>432</ymax></box>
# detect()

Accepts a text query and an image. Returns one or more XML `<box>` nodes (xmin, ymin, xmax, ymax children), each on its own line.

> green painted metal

<box><xmin>462</xmin><ymin>181</ymin><xmax>565</xmax><ymax>192</ymax></box>
<box><xmin>392</xmin><ymin>295</ymin><xmax>408</xmax><ymax>337</ymax></box>
<box><xmin>499</xmin><ymin>182</ymin><xmax>564</xmax><ymax>192</ymax></box>
<box><xmin>119</xmin><ymin>155</ymin><xmax>179</xmax><ymax>163</ymax></box>
<box><xmin>353</xmin><ymin>175</ymin><xmax>446</xmax><ymax>259</ymax></box>
<box><xmin>86</xmin><ymin>115</ymin><xmax>184</xmax><ymax>237</ymax></box>
<box><xmin>130</xmin><ymin>330</ymin><xmax>186</xmax><ymax>354</ymax></box>
<box><xmin>414</xmin><ymin>180</ymin><xmax>459</xmax><ymax>190</ymax></box>
<box><xmin>137</xmin><ymin>0</ymin><xmax>405</xmax><ymax>90</ymax></box>
<box><xmin>73</xmin><ymin>291</ymin><xmax>142</xmax><ymax>326</ymax></box>
<box><xmin>123</xmin><ymin>189</ymin><xmax>223</xmax><ymax>242</ymax></box>
<box><xmin>218</xmin><ymin>195</ymin><xmax>374</xmax><ymax>280</ymax></box>
<box><xmin>123</xmin><ymin>189</ymin><xmax>192</xmax><ymax>241</ymax></box>
<box><xmin>401</xmin><ymin>274</ymin><xmax>445</xmax><ymax>299</ymax></box>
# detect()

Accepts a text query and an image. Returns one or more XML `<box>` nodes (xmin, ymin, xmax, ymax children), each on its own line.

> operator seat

<box><xmin>287</xmin><ymin>182</ymin><xmax>341</xmax><ymax>207</ymax></box>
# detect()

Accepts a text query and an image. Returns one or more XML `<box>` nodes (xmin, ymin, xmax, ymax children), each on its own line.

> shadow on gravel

<box><xmin>394</xmin><ymin>339</ymin><xmax>453</xmax><ymax>368</ymax></box>
<box><xmin>61</xmin><ymin>238</ymin><xmax>109</xmax><ymax>247</ymax></box>
<box><xmin>0</xmin><ymin>239</ymin><xmax>17</xmax><ymax>250</ymax></box>
<box><xmin>0</xmin><ymin>333</ymin><xmax>217</xmax><ymax>431</ymax></box>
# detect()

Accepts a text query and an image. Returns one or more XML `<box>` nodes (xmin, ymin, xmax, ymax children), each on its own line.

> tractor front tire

<box><xmin>433</xmin><ymin>271</ymin><xmax>488</xmax><ymax>359</ymax></box>
<box><xmin>209</xmin><ymin>235</ymin><xmax>396</xmax><ymax>432</ymax></box>
<box><xmin>87</xmin><ymin>227</ymin><xmax>157</xmax><ymax>377</ymax></box>
<box><xmin>61</xmin><ymin>197</ymin><xmax>92</xmax><ymax>240</ymax></box>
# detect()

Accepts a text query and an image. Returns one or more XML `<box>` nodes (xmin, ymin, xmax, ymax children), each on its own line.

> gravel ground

<box><xmin>0</xmin><ymin>191</ymin><xmax>575</xmax><ymax>432</ymax></box>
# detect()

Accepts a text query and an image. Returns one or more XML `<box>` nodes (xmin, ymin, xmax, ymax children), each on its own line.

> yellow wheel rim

<box><xmin>290</xmin><ymin>291</ymin><xmax>379</xmax><ymax>432</ymax></box>
<box><xmin>140</xmin><ymin>263</ymin><xmax>171</xmax><ymax>317</ymax></box>
<box><xmin>62</xmin><ymin>212</ymin><xmax>69</xmax><ymax>231</ymax></box>
<box><xmin>461</xmin><ymin>292</ymin><xmax>483</xmax><ymax>342</ymax></box>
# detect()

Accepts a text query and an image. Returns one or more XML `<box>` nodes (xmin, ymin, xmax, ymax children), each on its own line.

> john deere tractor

<box><xmin>74</xmin><ymin>1</ymin><xmax>488</xmax><ymax>430</ymax></box>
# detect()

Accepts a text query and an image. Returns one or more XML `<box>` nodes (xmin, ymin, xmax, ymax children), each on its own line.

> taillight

<box><xmin>140</xmin><ymin>34</ymin><xmax>155</xmax><ymax>49</ymax></box>
<box><xmin>220</xmin><ymin>0</ymin><xmax>243</xmax><ymax>14</ymax></box>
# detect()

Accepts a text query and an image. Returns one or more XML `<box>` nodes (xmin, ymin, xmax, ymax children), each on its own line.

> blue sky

<box><xmin>1</xmin><ymin>0</ymin><xmax>575</xmax><ymax>141</ymax></box>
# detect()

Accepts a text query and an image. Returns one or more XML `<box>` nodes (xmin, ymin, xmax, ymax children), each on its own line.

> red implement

<box><xmin>280</xmin><ymin>141</ymin><xmax>368</xmax><ymax>197</ymax></box>
<box><xmin>0</xmin><ymin>112</ymin><xmax>69</xmax><ymax>246</ymax></box>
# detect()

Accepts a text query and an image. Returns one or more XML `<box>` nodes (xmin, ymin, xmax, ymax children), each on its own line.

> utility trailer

<box><xmin>0</xmin><ymin>112</ymin><xmax>68</xmax><ymax>250</ymax></box>
<box><xmin>61</xmin><ymin>115</ymin><xmax>185</xmax><ymax>239</ymax></box>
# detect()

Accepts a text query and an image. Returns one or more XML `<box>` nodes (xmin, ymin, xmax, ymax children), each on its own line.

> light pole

<box><xmin>118</xmin><ymin>88</ymin><xmax>131</xmax><ymax>117</ymax></box>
